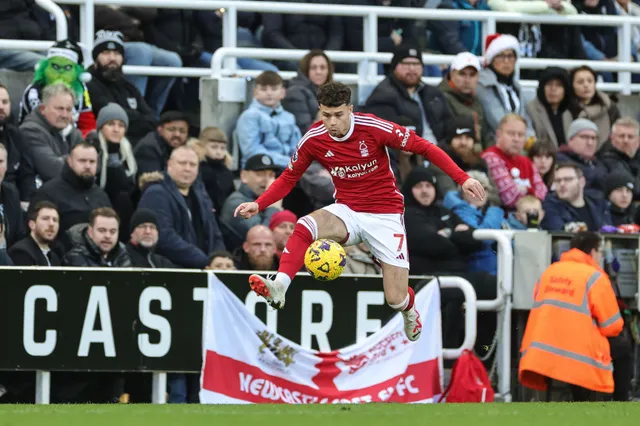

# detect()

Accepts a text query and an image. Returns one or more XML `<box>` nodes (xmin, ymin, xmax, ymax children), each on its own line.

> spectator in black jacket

<box><xmin>94</xmin><ymin>6</ymin><xmax>182</xmax><ymax>117</ymax></box>
<box><xmin>137</xmin><ymin>146</ymin><xmax>225</xmax><ymax>268</ymax></box>
<box><xmin>574</xmin><ymin>0</ymin><xmax>618</xmax><ymax>82</ymax></box>
<box><xmin>134</xmin><ymin>111</ymin><xmax>189</xmax><ymax>185</ymax></box>
<box><xmin>401</xmin><ymin>166</ymin><xmax>496</xmax><ymax>350</ymax></box>
<box><xmin>363</xmin><ymin>45</ymin><xmax>453</xmax><ymax>145</ymax></box>
<box><xmin>598</xmin><ymin>117</ymin><xmax>640</xmax><ymax>199</ymax></box>
<box><xmin>261</xmin><ymin>0</ymin><xmax>344</xmax><ymax>71</ymax></box>
<box><xmin>0</xmin><ymin>0</ymin><xmax>45</xmax><ymax>71</ymax></box>
<box><xmin>605</xmin><ymin>171</ymin><xmax>638</xmax><ymax>227</ymax></box>
<box><xmin>86</xmin><ymin>103</ymin><xmax>137</xmax><ymax>240</ymax></box>
<box><xmin>64</xmin><ymin>207</ymin><xmax>131</xmax><ymax>267</ymax></box>
<box><xmin>86</xmin><ymin>31</ymin><xmax>157</xmax><ymax>143</ymax></box>
<box><xmin>8</xmin><ymin>201</ymin><xmax>62</xmax><ymax>266</ymax></box>
<box><xmin>30</xmin><ymin>142</ymin><xmax>112</xmax><ymax>250</ymax></box>
<box><xmin>126</xmin><ymin>208</ymin><xmax>173</xmax><ymax>268</ymax></box>
<box><xmin>0</xmin><ymin>144</ymin><xmax>25</xmax><ymax>249</ymax></box>
<box><xmin>0</xmin><ymin>83</ymin><xmax>32</xmax><ymax>203</ymax></box>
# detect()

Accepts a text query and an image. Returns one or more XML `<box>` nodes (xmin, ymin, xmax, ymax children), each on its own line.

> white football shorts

<box><xmin>322</xmin><ymin>203</ymin><xmax>409</xmax><ymax>269</ymax></box>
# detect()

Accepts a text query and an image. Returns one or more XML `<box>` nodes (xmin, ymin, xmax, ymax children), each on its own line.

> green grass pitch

<box><xmin>0</xmin><ymin>403</ymin><xmax>639</xmax><ymax>426</ymax></box>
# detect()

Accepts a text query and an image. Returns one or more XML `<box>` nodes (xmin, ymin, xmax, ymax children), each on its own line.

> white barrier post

<box><xmin>618</xmin><ymin>21</ymin><xmax>633</xmax><ymax>95</ymax></box>
<box><xmin>222</xmin><ymin>6</ymin><xmax>238</xmax><ymax>71</ymax></box>
<box><xmin>35</xmin><ymin>0</ymin><xmax>68</xmax><ymax>41</ymax></box>
<box><xmin>35</xmin><ymin>370</ymin><xmax>50</xmax><ymax>404</ymax></box>
<box><xmin>152</xmin><ymin>372</ymin><xmax>167</xmax><ymax>404</ymax></box>
<box><xmin>472</xmin><ymin>230</ymin><xmax>514</xmax><ymax>402</ymax></box>
<box><xmin>439</xmin><ymin>276</ymin><xmax>477</xmax><ymax>360</ymax></box>
<box><xmin>79</xmin><ymin>0</ymin><xmax>94</xmax><ymax>57</ymax></box>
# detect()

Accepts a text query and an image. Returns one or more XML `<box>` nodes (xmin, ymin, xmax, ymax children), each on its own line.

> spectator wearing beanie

<box><xmin>86</xmin><ymin>30</ymin><xmax>157</xmax><ymax>144</ymax></box>
<box><xmin>125</xmin><ymin>208</ymin><xmax>174</xmax><ymax>268</ymax></box>
<box><xmin>556</xmin><ymin>118</ymin><xmax>608</xmax><ymax>192</ymax></box>
<box><xmin>269</xmin><ymin>209</ymin><xmax>297</xmax><ymax>258</ymax></box>
<box><xmin>364</xmin><ymin>45</ymin><xmax>453</xmax><ymax>145</ymax></box>
<box><xmin>605</xmin><ymin>171</ymin><xmax>639</xmax><ymax>227</ymax></box>
<box><xmin>86</xmin><ymin>103</ymin><xmax>137</xmax><ymax>240</ymax></box>
<box><xmin>475</xmin><ymin>34</ymin><xmax>535</xmax><ymax>144</ymax></box>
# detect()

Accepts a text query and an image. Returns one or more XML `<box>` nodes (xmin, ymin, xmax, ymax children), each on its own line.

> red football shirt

<box><xmin>255</xmin><ymin>113</ymin><xmax>470</xmax><ymax>214</ymax></box>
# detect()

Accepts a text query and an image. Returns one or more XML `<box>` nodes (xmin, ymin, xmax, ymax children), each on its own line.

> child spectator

<box><xmin>187</xmin><ymin>127</ymin><xmax>235</xmax><ymax>217</ymax></box>
<box><xmin>206</xmin><ymin>250</ymin><xmax>236</xmax><ymax>271</ymax></box>
<box><xmin>505</xmin><ymin>195</ymin><xmax>545</xmax><ymax>230</ymax></box>
<box><xmin>235</xmin><ymin>71</ymin><xmax>301</xmax><ymax>170</ymax></box>
<box><xmin>444</xmin><ymin>170</ymin><xmax>505</xmax><ymax>275</ymax></box>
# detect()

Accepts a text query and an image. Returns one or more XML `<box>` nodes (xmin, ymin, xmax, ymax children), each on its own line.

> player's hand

<box><xmin>234</xmin><ymin>202</ymin><xmax>259</xmax><ymax>219</ymax></box>
<box><xmin>462</xmin><ymin>178</ymin><xmax>486</xmax><ymax>201</ymax></box>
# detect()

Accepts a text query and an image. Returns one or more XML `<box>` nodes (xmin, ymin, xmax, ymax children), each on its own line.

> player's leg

<box><xmin>249</xmin><ymin>206</ymin><xmax>353</xmax><ymax>309</ymax></box>
<box><xmin>359</xmin><ymin>213</ymin><xmax>421</xmax><ymax>341</ymax></box>
<box><xmin>379</xmin><ymin>262</ymin><xmax>421</xmax><ymax>341</ymax></box>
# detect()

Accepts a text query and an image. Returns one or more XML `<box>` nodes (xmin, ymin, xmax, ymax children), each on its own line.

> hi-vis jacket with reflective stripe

<box><xmin>519</xmin><ymin>248</ymin><xmax>624</xmax><ymax>393</ymax></box>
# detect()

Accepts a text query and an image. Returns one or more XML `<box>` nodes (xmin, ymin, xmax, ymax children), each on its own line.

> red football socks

<box><xmin>278</xmin><ymin>216</ymin><xmax>317</xmax><ymax>282</ymax></box>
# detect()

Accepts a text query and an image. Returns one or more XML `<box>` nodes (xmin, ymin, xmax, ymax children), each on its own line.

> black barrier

<box><xmin>0</xmin><ymin>268</ymin><xmax>429</xmax><ymax>373</ymax></box>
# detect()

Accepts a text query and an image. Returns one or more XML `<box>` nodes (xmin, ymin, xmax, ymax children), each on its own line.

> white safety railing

<box><xmin>3</xmin><ymin>1</ymin><xmax>640</xmax><ymax>93</ymax></box>
<box><xmin>473</xmin><ymin>229</ymin><xmax>514</xmax><ymax>403</ymax></box>
<box><xmin>440</xmin><ymin>277</ymin><xmax>478</xmax><ymax>360</ymax></box>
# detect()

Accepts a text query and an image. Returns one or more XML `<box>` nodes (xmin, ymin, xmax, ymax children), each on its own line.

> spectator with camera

<box><xmin>541</xmin><ymin>162</ymin><xmax>612</xmax><ymax>231</ymax></box>
<box><xmin>505</xmin><ymin>195</ymin><xmax>546</xmax><ymax>230</ymax></box>
<box><xmin>8</xmin><ymin>201</ymin><xmax>62</xmax><ymax>266</ymax></box>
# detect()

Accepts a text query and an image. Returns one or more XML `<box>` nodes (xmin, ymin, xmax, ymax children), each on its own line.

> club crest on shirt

<box><xmin>359</xmin><ymin>141</ymin><xmax>369</xmax><ymax>157</ymax></box>
<box><xmin>127</xmin><ymin>97</ymin><xmax>137</xmax><ymax>109</ymax></box>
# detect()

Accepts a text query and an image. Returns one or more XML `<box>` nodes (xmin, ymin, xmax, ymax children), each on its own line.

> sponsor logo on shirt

<box><xmin>330</xmin><ymin>159</ymin><xmax>378</xmax><ymax>179</ymax></box>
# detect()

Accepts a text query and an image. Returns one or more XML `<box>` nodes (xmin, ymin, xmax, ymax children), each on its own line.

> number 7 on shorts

<box><xmin>393</xmin><ymin>233</ymin><xmax>405</xmax><ymax>252</ymax></box>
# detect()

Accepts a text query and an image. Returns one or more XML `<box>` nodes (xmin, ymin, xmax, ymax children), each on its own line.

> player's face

<box><xmin>319</xmin><ymin>104</ymin><xmax>353</xmax><ymax>138</ymax></box>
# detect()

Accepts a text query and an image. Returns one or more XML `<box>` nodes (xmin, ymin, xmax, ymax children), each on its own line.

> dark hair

<box><xmin>568</xmin><ymin>65</ymin><xmax>603</xmax><ymax>116</ymax></box>
<box><xmin>255</xmin><ymin>71</ymin><xmax>283</xmax><ymax>87</ymax></box>
<box><xmin>555</xmin><ymin>161</ymin><xmax>583</xmax><ymax>178</ymax></box>
<box><xmin>208</xmin><ymin>250</ymin><xmax>234</xmax><ymax>264</ymax></box>
<box><xmin>28</xmin><ymin>201</ymin><xmax>58</xmax><ymax>222</ymax></box>
<box><xmin>570</xmin><ymin>231</ymin><xmax>602</xmax><ymax>255</ymax></box>
<box><xmin>528</xmin><ymin>139</ymin><xmax>557</xmax><ymax>189</ymax></box>
<box><xmin>159</xmin><ymin>111</ymin><xmax>189</xmax><ymax>126</ymax></box>
<box><xmin>90</xmin><ymin>207</ymin><xmax>120</xmax><ymax>226</ymax></box>
<box><xmin>299</xmin><ymin>50</ymin><xmax>333</xmax><ymax>85</ymax></box>
<box><xmin>317</xmin><ymin>81</ymin><xmax>351</xmax><ymax>108</ymax></box>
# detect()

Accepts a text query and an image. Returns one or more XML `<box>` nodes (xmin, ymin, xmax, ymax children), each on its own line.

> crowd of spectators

<box><xmin>2</xmin><ymin>0</ymin><xmax>640</xmax><ymax>404</ymax></box>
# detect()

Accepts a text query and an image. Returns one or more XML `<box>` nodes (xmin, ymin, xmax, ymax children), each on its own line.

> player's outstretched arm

<box><xmin>234</xmin><ymin>202</ymin><xmax>259</xmax><ymax>219</ymax></box>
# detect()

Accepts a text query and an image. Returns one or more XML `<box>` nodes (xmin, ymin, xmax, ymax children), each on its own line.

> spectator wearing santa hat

<box><xmin>475</xmin><ymin>33</ymin><xmax>535</xmax><ymax>146</ymax></box>
<box><xmin>268</xmin><ymin>209</ymin><xmax>297</xmax><ymax>259</ymax></box>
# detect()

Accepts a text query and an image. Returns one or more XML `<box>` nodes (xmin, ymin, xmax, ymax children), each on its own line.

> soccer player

<box><xmin>235</xmin><ymin>82</ymin><xmax>485</xmax><ymax>342</ymax></box>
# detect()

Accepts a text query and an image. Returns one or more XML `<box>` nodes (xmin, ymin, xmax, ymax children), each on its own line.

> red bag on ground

<box><xmin>438</xmin><ymin>349</ymin><xmax>495</xmax><ymax>403</ymax></box>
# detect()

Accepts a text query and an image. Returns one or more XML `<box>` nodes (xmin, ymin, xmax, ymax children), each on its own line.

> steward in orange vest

<box><xmin>519</xmin><ymin>232</ymin><xmax>623</xmax><ymax>394</ymax></box>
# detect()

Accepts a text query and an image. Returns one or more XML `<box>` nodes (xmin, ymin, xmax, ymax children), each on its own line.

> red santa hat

<box><xmin>484</xmin><ymin>33</ymin><xmax>519</xmax><ymax>67</ymax></box>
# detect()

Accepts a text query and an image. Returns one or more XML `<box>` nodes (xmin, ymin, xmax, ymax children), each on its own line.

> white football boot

<box><xmin>249</xmin><ymin>274</ymin><xmax>286</xmax><ymax>309</ymax></box>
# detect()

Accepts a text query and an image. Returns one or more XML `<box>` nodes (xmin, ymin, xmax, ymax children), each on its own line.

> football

<box><xmin>304</xmin><ymin>239</ymin><xmax>347</xmax><ymax>281</ymax></box>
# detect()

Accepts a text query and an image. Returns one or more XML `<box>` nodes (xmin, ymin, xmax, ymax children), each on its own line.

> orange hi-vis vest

<box><xmin>519</xmin><ymin>248</ymin><xmax>624</xmax><ymax>393</ymax></box>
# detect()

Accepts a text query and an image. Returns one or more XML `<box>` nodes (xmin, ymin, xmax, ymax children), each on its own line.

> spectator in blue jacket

<box><xmin>541</xmin><ymin>162</ymin><xmax>612</xmax><ymax>232</ymax></box>
<box><xmin>235</xmin><ymin>71</ymin><xmax>301</xmax><ymax>170</ymax></box>
<box><xmin>444</xmin><ymin>170</ymin><xmax>505</xmax><ymax>275</ymax></box>
<box><xmin>427</xmin><ymin>0</ymin><xmax>490</xmax><ymax>56</ymax></box>
<box><xmin>137</xmin><ymin>145</ymin><xmax>225</xmax><ymax>268</ymax></box>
